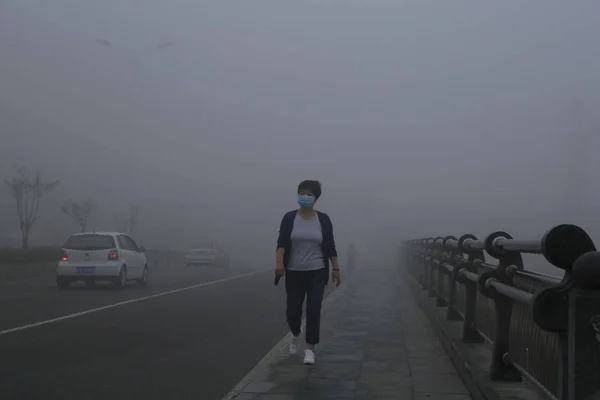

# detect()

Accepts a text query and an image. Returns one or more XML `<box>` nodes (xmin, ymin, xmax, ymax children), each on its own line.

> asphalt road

<box><xmin>0</xmin><ymin>264</ymin><xmax>332</xmax><ymax>399</ymax></box>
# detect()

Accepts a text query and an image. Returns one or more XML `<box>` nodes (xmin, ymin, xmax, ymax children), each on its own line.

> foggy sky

<box><xmin>1</xmin><ymin>0</ymin><xmax>600</xmax><ymax>265</ymax></box>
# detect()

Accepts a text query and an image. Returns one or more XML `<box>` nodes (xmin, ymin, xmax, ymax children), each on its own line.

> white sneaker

<box><xmin>289</xmin><ymin>334</ymin><xmax>300</xmax><ymax>355</ymax></box>
<box><xmin>303</xmin><ymin>349</ymin><xmax>315</xmax><ymax>365</ymax></box>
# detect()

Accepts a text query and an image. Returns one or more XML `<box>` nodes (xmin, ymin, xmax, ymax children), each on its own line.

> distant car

<box><xmin>56</xmin><ymin>232</ymin><xmax>148</xmax><ymax>290</ymax></box>
<box><xmin>184</xmin><ymin>244</ymin><xmax>229</xmax><ymax>267</ymax></box>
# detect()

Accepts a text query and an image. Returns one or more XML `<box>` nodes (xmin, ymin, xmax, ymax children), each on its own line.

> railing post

<box><xmin>414</xmin><ymin>240</ymin><xmax>424</xmax><ymax>285</ymax></box>
<box><xmin>406</xmin><ymin>223</ymin><xmax>600</xmax><ymax>399</ymax></box>
<box><xmin>434</xmin><ymin>237</ymin><xmax>451</xmax><ymax>307</ymax></box>
<box><xmin>435</xmin><ymin>258</ymin><xmax>447</xmax><ymax>306</ymax></box>
<box><xmin>427</xmin><ymin>256</ymin><xmax>436</xmax><ymax>298</ymax></box>
<box><xmin>478</xmin><ymin>231</ymin><xmax>522</xmax><ymax>381</ymax></box>
<box><xmin>411</xmin><ymin>240</ymin><xmax>418</xmax><ymax>279</ymax></box>
<box><xmin>457</xmin><ymin>234</ymin><xmax>484</xmax><ymax>343</ymax></box>
<box><xmin>429</xmin><ymin>237</ymin><xmax>443</xmax><ymax>299</ymax></box>
<box><xmin>401</xmin><ymin>243</ymin><xmax>412</xmax><ymax>278</ymax></box>
<box><xmin>407</xmin><ymin>239</ymin><xmax>414</xmax><ymax>276</ymax></box>
<box><xmin>567</xmin><ymin>252</ymin><xmax>600</xmax><ymax>400</ymax></box>
<box><xmin>406</xmin><ymin>241</ymin><xmax>412</xmax><ymax>271</ymax></box>
<box><xmin>533</xmin><ymin>224</ymin><xmax>598</xmax><ymax>400</ymax></box>
<box><xmin>421</xmin><ymin>239</ymin><xmax>431</xmax><ymax>291</ymax></box>
<box><xmin>426</xmin><ymin>238</ymin><xmax>436</xmax><ymax>297</ymax></box>
<box><xmin>407</xmin><ymin>248</ymin><xmax>415</xmax><ymax>279</ymax></box>
<box><xmin>444</xmin><ymin>235</ymin><xmax>462</xmax><ymax>321</ymax></box>
<box><xmin>433</xmin><ymin>237</ymin><xmax>445</xmax><ymax>306</ymax></box>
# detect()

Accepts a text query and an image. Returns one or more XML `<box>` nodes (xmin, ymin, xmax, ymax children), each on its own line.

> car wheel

<box><xmin>57</xmin><ymin>277</ymin><xmax>70</xmax><ymax>290</ymax></box>
<box><xmin>136</xmin><ymin>265</ymin><xmax>148</xmax><ymax>287</ymax></box>
<box><xmin>114</xmin><ymin>266</ymin><xmax>127</xmax><ymax>289</ymax></box>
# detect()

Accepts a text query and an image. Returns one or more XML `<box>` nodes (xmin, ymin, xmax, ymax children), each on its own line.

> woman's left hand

<box><xmin>332</xmin><ymin>269</ymin><xmax>342</xmax><ymax>287</ymax></box>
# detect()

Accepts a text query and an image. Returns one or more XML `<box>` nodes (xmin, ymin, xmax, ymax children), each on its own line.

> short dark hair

<box><xmin>297</xmin><ymin>180</ymin><xmax>322</xmax><ymax>199</ymax></box>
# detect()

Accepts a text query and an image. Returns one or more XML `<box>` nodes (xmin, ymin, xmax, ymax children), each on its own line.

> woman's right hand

<box><xmin>275</xmin><ymin>262</ymin><xmax>285</xmax><ymax>277</ymax></box>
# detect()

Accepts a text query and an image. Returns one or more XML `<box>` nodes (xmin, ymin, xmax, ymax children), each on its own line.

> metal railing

<box><xmin>401</xmin><ymin>224</ymin><xmax>600</xmax><ymax>400</ymax></box>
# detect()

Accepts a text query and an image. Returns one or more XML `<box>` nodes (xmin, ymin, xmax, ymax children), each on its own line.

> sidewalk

<box><xmin>224</xmin><ymin>267</ymin><xmax>473</xmax><ymax>400</ymax></box>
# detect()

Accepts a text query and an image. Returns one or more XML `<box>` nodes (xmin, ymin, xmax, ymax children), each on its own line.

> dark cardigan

<box><xmin>276</xmin><ymin>209</ymin><xmax>338</xmax><ymax>284</ymax></box>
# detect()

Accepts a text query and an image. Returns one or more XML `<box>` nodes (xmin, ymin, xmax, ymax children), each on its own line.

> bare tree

<box><xmin>114</xmin><ymin>214</ymin><xmax>128</xmax><ymax>233</ymax></box>
<box><xmin>4</xmin><ymin>167</ymin><xmax>60</xmax><ymax>248</ymax></box>
<box><xmin>129</xmin><ymin>204</ymin><xmax>139</xmax><ymax>235</ymax></box>
<box><xmin>61</xmin><ymin>199</ymin><xmax>97</xmax><ymax>232</ymax></box>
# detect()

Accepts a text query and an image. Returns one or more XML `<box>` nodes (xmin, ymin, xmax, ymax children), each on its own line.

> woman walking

<box><xmin>275</xmin><ymin>180</ymin><xmax>341</xmax><ymax>365</ymax></box>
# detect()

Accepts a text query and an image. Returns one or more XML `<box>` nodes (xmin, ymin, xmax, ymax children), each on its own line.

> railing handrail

<box><xmin>402</xmin><ymin>224</ymin><xmax>600</xmax><ymax>400</ymax></box>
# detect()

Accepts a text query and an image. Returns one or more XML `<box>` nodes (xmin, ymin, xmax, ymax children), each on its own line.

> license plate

<box><xmin>76</xmin><ymin>267</ymin><xmax>96</xmax><ymax>274</ymax></box>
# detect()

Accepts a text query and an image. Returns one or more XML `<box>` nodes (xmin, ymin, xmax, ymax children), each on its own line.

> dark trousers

<box><xmin>285</xmin><ymin>268</ymin><xmax>326</xmax><ymax>345</ymax></box>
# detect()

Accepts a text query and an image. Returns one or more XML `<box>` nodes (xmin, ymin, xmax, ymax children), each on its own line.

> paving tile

<box><xmin>327</xmin><ymin>339</ymin><xmax>365</xmax><ymax>348</ymax></box>
<box><xmin>361</xmin><ymin>360</ymin><xmax>410</xmax><ymax>373</ymax></box>
<box><xmin>277</xmin><ymin>357</ymin><xmax>306</xmax><ymax>366</ymax></box>
<box><xmin>365</xmin><ymin>343</ymin><xmax>405</xmax><ymax>353</ymax></box>
<box><xmin>404</xmin><ymin>328</ymin><xmax>438</xmax><ymax>338</ymax></box>
<box><xmin>411</xmin><ymin>373</ymin><xmax>469</xmax><ymax>394</ymax></box>
<box><xmin>330</xmin><ymin>331</ymin><xmax>370</xmax><ymax>339</ymax></box>
<box><xmin>344</xmin><ymin>306</ymin><xmax>374</xmax><ymax>313</ymax></box>
<box><xmin>370</xmin><ymin>321</ymin><xmax>405</xmax><ymax>329</ymax></box>
<box><xmin>404</xmin><ymin>335</ymin><xmax>439</xmax><ymax>344</ymax></box>
<box><xmin>319</xmin><ymin>346</ymin><xmax>365</xmax><ymax>356</ymax></box>
<box><xmin>242</xmin><ymin>381</ymin><xmax>304</xmax><ymax>395</ymax></box>
<box><xmin>294</xmin><ymin>389</ymin><xmax>363</xmax><ymax>400</ymax></box>
<box><xmin>367</xmin><ymin>339</ymin><xmax>405</xmax><ymax>349</ymax></box>
<box><xmin>364</xmin><ymin>348</ymin><xmax>407</xmax><ymax>361</ymax></box>
<box><xmin>233</xmin><ymin>272</ymin><xmax>472</xmax><ymax>400</ymax></box>
<box><xmin>310</xmin><ymin>362</ymin><xmax>362</xmax><ymax>380</ymax></box>
<box><xmin>334</xmin><ymin>324</ymin><xmax>372</xmax><ymax>332</ymax></box>
<box><xmin>304</xmin><ymin>377</ymin><xmax>358</xmax><ymax>391</ymax></box>
<box><xmin>319</xmin><ymin>347</ymin><xmax>365</xmax><ymax>363</ymax></box>
<box><xmin>409</xmin><ymin>357</ymin><xmax>458</xmax><ymax>374</ymax></box>
<box><xmin>407</xmin><ymin>336</ymin><xmax>444</xmax><ymax>346</ymax></box>
<box><xmin>358</xmin><ymin>371</ymin><xmax>412</xmax><ymax>387</ymax></box>
<box><xmin>414</xmin><ymin>395</ymin><xmax>472</xmax><ymax>400</ymax></box>
<box><xmin>242</xmin><ymin>382</ymin><xmax>278</xmax><ymax>394</ymax></box>
<box><xmin>338</xmin><ymin>314</ymin><xmax>372</xmax><ymax>322</ymax></box>
<box><xmin>406</xmin><ymin>343</ymin><xmax>449</xmax><ymax>358</ymax></box>
<box><xmin>365</xmin><ymin>385</ymin><xmax>413</xmax><ymax>398</ymax></box>
<box><xmin>270</xmin><ymin>368</ymin><xmax>312</xmax><ymax>383</ymax></box>
<box><xmin>272</xmin><ymin>364</ymin><xmax>313</xmax><ymax>375</ymax></box>
<box><xmin>233</xmin><ymin>394</ymin><xmax>295</xmax><ymax>400</ymax></box>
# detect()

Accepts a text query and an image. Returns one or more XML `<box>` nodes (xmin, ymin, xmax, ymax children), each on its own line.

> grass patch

<box><xmin>0</xmin><ymin>247</ymin><xmax>61</xmax><ymax>264</ymax></box>
<box><xmin>0</xmin><ymin>247</ymin><xmax>183</xmax><ymax>265</ymax></box>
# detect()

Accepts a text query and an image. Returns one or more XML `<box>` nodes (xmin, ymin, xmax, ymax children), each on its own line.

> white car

<box><xmin>184</xmin><ymin>243</ymin><xmax>229</xmax><ymax>267</ymax></box>
<box><xmin>56</xmin><ymin>231</ymin><xmax>148</xmax><ymax>289</ymax></box>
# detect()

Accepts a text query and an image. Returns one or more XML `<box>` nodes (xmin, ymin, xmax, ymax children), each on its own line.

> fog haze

<box><xmin>1</xmin><ymin>1</ymin><xmax>600</xmax><ymax>269</ymax></box>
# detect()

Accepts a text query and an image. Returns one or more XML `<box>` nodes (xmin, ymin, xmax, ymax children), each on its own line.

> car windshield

<box><xmin>63</xmin><ymin>234</ymin><xmax>116</xmax><ymax>250</ymax></box>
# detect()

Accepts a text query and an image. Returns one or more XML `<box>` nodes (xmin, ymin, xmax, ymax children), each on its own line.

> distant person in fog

<box><xmin>347</xmin><ymin>244</ymin><xmax>358</xmax><ymax>271</ymax></box>
<box><xmin>275</xmin><ymin>180</ymin><xmax>341</xmax><ymax>365</ymax></box>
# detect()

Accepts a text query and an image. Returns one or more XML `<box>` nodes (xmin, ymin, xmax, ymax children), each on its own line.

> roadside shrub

<box><xmin>0</xmin><ymin>247</ymin><xmax>61</xmax><ymax>264</ymax></box>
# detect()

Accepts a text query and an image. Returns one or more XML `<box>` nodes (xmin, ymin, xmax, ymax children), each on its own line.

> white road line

<box><xmin>0</xmin><ymin>268</ymin><xmax>270</xmax><ymax>336</ymax></box>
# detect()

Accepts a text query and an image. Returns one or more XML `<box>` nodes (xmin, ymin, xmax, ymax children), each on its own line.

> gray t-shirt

<box><xmin>288</xmin><ymin>213</ymin><xmax>324</xmax><ymax>271</ymax></box>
